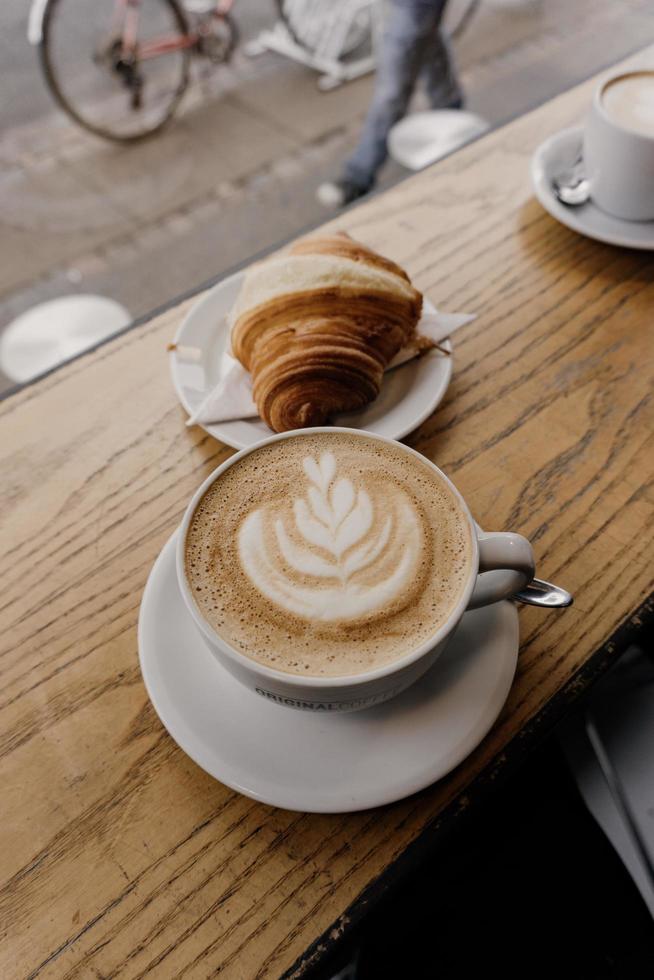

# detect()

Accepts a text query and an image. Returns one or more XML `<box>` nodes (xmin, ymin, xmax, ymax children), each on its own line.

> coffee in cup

<box><xmin>184</xmin><ymin>431</ymin><xmax>472</xmax><ymax>677</ymax></box>
<box><xmin>583</xmin><ymin>69</ymin><xmax>654</xmax><ymax>221</ymax></box>
<box><xmin>178</xmin><ymin>428</ymin><xmax>535</xmax><ymax>711</ymax></box>
<box><xmin>602</xmin><ymin>71</ymin><xmax>654</xmax><ymax>138</ymax></box>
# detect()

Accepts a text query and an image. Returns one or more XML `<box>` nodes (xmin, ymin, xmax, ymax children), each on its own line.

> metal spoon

<box><xmin>512</xmin><ymin>577</ymin><xmax>573</xmax><ymax>608</ymax></box>
<box><xmin>552</xmin><ymin>154</ymin><xmax>590</xmax><ymax>206</ymax></box>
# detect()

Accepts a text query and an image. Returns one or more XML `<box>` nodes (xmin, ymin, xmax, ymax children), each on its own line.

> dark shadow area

<box><xmin>312</xmin><ymin>738</ymin><xmax>654</xmax><ymax>979</ymax></box>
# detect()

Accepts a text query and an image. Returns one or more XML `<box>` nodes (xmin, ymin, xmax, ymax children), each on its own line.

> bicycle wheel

<box><xmin>39</xmin><ymin>0</ymin><xmax>192</xmax><ymax>142</ymax></box>
<box><xmin>275</xmin><ymin>0</ymin><xmax>371</xmax><ymax>57</ymax></box>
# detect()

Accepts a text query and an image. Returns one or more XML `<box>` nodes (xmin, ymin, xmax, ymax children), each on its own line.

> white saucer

<box><xmin>170</xmin><ymin>270</ymin><xmax>453</xmax><ymax>451</ymax></box>
<box><xmin>138</xmin><ymin>532</ymin><xmax>519</xmax><ymax>813</ymax></box>
<box><xmin>531</xmin><ymin>126</ymin><xmax>654</xmax><ymax>250</ymax></box>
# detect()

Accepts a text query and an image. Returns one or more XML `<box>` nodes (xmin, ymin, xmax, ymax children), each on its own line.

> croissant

<box><xmin>230</xmin><ymin>232</ymin><xmax>423</xmax><ymax>432</ymax></box>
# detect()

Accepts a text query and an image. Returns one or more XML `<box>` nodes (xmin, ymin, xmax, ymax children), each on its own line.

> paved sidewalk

<box><xmin>2</xmin><ymin>0</ymin><xmax>654</xmax><ymax>391</ymax></box>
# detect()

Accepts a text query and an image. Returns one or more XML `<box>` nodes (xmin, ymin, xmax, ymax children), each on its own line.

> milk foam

<box><xmin>602</xmin><ymin>72</ymin><xmax>654</xmax><ymax>138</ymax></box>
<box><xmin>185</xmin><ymin>433</ymin><xmax>472</xmax><ymax>677</ymax></box>
<box><xmin>238</xmin><ymin>452</ymin><xmax>421</xmax><ymax>621</ymax></box>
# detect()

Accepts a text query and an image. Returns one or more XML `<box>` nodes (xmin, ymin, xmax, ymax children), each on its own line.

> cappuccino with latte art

<box><xmin>184</xmin><ymin>432</ymin><xmax>472</xmax><ymax>677</ymax></box>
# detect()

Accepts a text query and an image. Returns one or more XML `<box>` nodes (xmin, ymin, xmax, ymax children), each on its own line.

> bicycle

<box><xmin>28</xmin><ymin>0</ymin><xmax>239</xmax><ymax>142</ymax></box>
<box><xmin>28</xmin><ymin>0</ymin><xmax>481</xmax><ymax>144</ymax></box>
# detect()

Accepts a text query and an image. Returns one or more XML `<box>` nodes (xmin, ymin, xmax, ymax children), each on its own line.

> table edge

<box><xmin>283</xmin><ymin>590</ymin><xmax>654</xmax><ymax>979</ymax></box>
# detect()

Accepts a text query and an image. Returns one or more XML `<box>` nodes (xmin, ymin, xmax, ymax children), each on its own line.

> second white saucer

<box><xmin>531</xmin><ymin>126</ymin><xmax>654</xmax><ymax>250</ymax></box>
<box><xmin>138</xmin><ymin>531</ymin><xmax>519</xmax><ymax>813</ymax></box>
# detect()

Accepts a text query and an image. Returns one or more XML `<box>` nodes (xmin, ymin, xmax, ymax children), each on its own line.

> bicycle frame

<box><xmin>113</xmin><ymin>0</ymin><xmax>235</xmax><ymax>61</ymax></box>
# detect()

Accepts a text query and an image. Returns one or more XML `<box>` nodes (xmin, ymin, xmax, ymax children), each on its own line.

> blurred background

<box><xmin>3</xmin><ymin>0</ymin><xmax>654</xmax><ymax>394</ymax></box>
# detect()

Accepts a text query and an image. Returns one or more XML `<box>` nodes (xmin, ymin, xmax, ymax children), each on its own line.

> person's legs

<box><xmin>421</xmin><ymin>26</ymin><xmax>463</xmax><ymax>109</ymax></box>
<box><xmin>341</xmin><ymin>0</ymin><xmax>449</xmax><ymax>193</ymax></box>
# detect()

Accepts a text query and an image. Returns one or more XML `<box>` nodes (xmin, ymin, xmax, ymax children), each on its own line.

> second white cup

<box><xmin>583</xmin><ymin>69</ymin><xmax>654</xmax><ymax>221</ymax></box>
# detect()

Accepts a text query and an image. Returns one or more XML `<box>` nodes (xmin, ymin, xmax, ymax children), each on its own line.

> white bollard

<box><xmin>388</xmin><ymin>109</ymin><xmax>489</xmax><ymax>171</ymax></box>
<box><xmin>0</xmin><ymin>295</ymin><xmax>131</xmax><ymax>383</ymax></box>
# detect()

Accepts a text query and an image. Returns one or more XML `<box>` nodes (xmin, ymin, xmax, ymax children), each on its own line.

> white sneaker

<box><xmin>317</xmin><ymin>181</ymin><xmax>347</xmax><ymax>208</ymax></box>
<box><xmin>316</xmin><ymin>179</ymin><xmax>367</xmax><ymax>209</ymax></box>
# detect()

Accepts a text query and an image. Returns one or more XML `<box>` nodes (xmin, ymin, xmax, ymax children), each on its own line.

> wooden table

<box><xmin>3</xmin><ymin>48</ymin><xmax>654</xmax><ymax>979</ymax></box>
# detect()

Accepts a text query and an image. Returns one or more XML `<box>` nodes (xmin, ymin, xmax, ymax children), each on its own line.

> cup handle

<box><xmin>468</xmin><ymin>531</ymin><xmax>535</xmax><ymax>610</ymax></box>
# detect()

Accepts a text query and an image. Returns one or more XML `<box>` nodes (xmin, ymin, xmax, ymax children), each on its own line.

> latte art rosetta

<box><xmin>237</xmin><ymin>452</ymin><xmax>421</xmax><ymax>621</ymax></box>
<box><xmin>185</xmin><ymin>431</ymin><xmax>472</xmax><ymax>676</ymax></box>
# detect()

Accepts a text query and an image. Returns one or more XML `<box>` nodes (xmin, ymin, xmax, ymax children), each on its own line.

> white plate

<box><xmin>170</xmin><ymin>270</ymin><xmax>453</xmax><ymax>450</ymax></box>
<box><xmin>138</xmin><ymin>531</ymin><xmax>519</xmax><ymax>813</ymax></box>
<box><xmin>531</xmin><ymin>126</ymin><xmax>654</xmax><ymax>250</ymax></box>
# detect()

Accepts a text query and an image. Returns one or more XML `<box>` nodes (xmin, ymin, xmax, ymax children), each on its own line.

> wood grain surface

<box><xmin>2</xmin><ymin>49</ymin><xmax>654</xmax><ymax>979</ymax></box>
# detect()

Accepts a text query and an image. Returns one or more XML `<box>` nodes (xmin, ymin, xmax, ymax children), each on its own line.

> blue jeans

<box><xmin>343</xmin><ymin>0</ymin><xmax>462</xmax><ymax>191</ymax></box>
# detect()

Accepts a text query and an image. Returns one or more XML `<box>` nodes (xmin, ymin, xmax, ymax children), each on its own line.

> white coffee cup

<box><xmin>583</xmin><ymin>69</ymin><xmax>654</xmax><ymax>221</ymax></box>
<box><xmin>176</xmin><ymin>428</ymin><xmax>535</xmax><ymax>713</ymax></box>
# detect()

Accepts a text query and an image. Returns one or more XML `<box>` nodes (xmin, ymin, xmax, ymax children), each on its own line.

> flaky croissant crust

<box><xmin>230</xmin><ymin>232</ymin><xmax>423</xmax><ymax>432</ymax></box>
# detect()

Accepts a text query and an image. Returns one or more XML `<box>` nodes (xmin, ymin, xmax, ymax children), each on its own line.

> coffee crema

<box><xmin>184</xmin><ymin>433</ymin><xmax>472</xmax><ymax>676</ymax></box>
<box><xmin>602</xmin><ymin>72</ymin><xmax>654</xmax><ymax>138</ymax></box>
